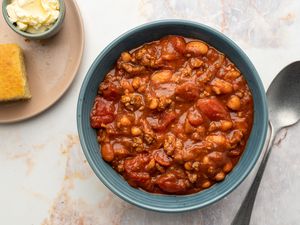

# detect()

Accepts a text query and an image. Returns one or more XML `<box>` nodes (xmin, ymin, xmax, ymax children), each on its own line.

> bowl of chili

<box><xmin>77</xmin><ymin>20</ymin><xmax>268</xmax><ymax>212</ymax></box>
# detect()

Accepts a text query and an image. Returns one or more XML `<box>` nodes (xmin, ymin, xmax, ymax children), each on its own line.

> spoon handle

<box><xmin>231</xmin><ymin>123</ymin><xmax>279</xmax><ymax>225</ymax></box>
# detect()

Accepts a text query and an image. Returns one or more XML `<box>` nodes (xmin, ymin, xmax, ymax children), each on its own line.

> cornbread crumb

<box><xmin>0</xmin><ymin>44</ymin><xmax>31</xmax><ymax>102</ymax></box>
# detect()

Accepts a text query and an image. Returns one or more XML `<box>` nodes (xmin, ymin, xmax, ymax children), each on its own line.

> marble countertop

<box><xmin>1</xmin><ymin>0</ymin><xmax>300</xmax><ymax>224</ymax></box>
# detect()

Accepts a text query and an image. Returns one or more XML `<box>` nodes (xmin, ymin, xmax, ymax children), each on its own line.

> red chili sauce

<box><xmin>90</xmin><ymin>35</ymin><xmax>254</xmax><ymax>194</ymax></box>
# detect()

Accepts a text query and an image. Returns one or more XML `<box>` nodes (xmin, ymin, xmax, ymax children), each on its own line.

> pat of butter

<box><xmin>6</xmin><ymin>0</ymin><xmax>60</xmax><ymax>34</ymax></box>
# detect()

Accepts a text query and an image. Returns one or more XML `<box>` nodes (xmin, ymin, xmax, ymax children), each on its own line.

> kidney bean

<box><xmin>186</xmin><ymin>41</ymin><xmax>208</xmax><ymax>55</ymax></box>
<box><xmin>175</xmin><ymin>82</ymin><xmax>200</xmax><ymax>101</ymax></box>
<box><xmin>151</xmin><ymin>70</ymin><xmax>173</xmax><ymax>84</ymax></box>
<box><xmin>197</xmin><ymin>97</ymin><xmax>230</xmax><ymax>120</ymax></box>
<box><xmin>101</xmin><ymin>143</ymin><xmax>114</xmax><ymax>162</ymax></box>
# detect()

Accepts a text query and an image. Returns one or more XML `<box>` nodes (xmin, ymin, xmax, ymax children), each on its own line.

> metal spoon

<box><xmin>231</xmin><ymin>61</ymin><xmax>300</xmax><ymax>225</ymax></box>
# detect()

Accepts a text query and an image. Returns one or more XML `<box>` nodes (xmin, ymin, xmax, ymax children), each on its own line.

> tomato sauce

<box><xmin>90</xmin><ymin>35</ymin><xmax>254</xmax><ymax>194</ymax></box>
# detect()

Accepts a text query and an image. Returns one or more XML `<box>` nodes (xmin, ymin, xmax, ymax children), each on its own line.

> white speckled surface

<box><xmin>1</xmin><ymin>0</ymin><xmax>300</xmax><ymax>224</ymax></box>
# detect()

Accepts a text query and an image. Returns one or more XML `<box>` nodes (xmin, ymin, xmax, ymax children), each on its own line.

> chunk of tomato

<box><xmin>151</xmin><ymin>111</ymin><xmax>177</xmax><ymax>132</ymax></box>
<box><xmin>90</xmin><ymin>96</ymin><xmax>115</xmax><ymax>128</ymax></box>
<box><xmin>187</xmin><ymin>108</ymin><xmax>203</xmax><ymax>126</ymax></box>
<box><xmin>124</xmin><ymin>155</ymin><xmax>151</xmax><ymax>183</ymax></box>
<box><xmin>99</xmin><ymin>82</ymin><xmax>121</xmax><ymax>100</ymax></box>
<box><xmin>153</xmin><ymin>149</ymin><xmax>172</xmax><ymax>166</ymax></box>
<box><xmin>156</xmin><ymin>173</ymin><xmax>188</xmax><ymax>193</ymax></box>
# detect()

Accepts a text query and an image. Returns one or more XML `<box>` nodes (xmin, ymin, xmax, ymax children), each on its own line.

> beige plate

<box><xmin>0</xmin><ymin>0</ymin><xmax>84</xmax><ymax>123</ymax></box>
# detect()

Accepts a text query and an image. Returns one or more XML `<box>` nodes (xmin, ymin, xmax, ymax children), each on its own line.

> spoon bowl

<box><xmin>267</xmin><ymin>61</ymin><xmax>300</xmax><ymax>129</ymax></box>
<box><xmin>232</xmin><ymin>61</ymin><xmax>300</xmax><ymax>225</ymax></box>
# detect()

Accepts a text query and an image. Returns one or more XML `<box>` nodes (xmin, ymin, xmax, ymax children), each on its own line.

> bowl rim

<box><xmin>2</xmin><ymin>0</ymin><xmax>65</xmax><ymax>39</ymax></box>
<box><xmin>77</xmin><ymin>19</ymin><xmax>268</xmax><ymax>212</ymax></box>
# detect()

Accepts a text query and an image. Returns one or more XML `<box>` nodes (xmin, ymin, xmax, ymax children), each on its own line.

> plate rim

<box><xmin>0</xmin><ymin>0</ymin><xmax>85</xmax><ymax>124</ymax></box>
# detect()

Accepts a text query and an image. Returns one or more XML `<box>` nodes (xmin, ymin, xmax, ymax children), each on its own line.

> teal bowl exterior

<box><xmin>2</xmin><ymin>0</ymin><xmax>65</xmax><ymax>40</ymax></box>
<box><xmin>77</xmin><ymin>20</ymin><xmax>268</xmax><ymax>212</ymax></box>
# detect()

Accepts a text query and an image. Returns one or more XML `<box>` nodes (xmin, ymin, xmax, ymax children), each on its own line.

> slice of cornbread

<box><xmin>0</xmin><ymin>44</ymin><xmax>31</xmax><ymax>102</ymax></box>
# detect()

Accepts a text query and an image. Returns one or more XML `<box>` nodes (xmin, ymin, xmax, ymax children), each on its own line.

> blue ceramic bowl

<box><xmin>77</xmin><ymin>20</ymin><xmax>268</xmax><ymax>212</ymax></box>
<box><xmin>2</xmin><ymin>0</ymin><xmax>65</xmax><ymax>40</ymax></box>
